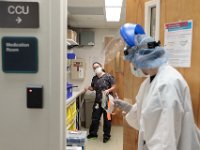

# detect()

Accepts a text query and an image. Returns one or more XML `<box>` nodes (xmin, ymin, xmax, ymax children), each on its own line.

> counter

<box><xmin>66</xmin><ymin>89</ymin><xmax>85</xmax><ymax>107</ymax></box>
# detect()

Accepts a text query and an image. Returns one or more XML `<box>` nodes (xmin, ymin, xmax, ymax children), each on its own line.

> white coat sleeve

<box><xmin>145</xmin><ymin>83</ymin><xmax>184</xmax><ymax>150</ymax></box>
<box><xmin>125</xmin><ymin>78</ymin><xmax>149</xmax><ymax>130</ymax></box>
<box><xmin>125</xmin><ymin>103</ymin><xmax>139</xmax><ymax>130</ymax></box>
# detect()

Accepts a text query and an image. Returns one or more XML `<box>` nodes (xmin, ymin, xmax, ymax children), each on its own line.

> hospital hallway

<box><xmin>83</xmin><ymin>125</ymin><xmax>123</xmax><ymax>150</ymax></box>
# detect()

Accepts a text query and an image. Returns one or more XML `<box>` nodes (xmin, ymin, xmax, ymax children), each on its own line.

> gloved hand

<box><xmin>113</xmin><ymin>99</ymin><xmax>132</xmax><ymax>113</ymax></box>
<box><xmin>104</xmin><ymin>89</ymin><xmax>110</xmax><ymax>95</ymax></box>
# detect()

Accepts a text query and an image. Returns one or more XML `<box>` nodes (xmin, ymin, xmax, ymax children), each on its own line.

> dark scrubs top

<box><xmin>91</xmin><ymin>73</ymin><xmax>115</xmax><ymax>102</ymax></box>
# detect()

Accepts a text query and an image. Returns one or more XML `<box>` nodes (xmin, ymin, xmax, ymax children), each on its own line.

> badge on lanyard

<box><xmin>95</xmin><ymin>103</ymin><xmax>99</xmax><ymax>109</ymax></box>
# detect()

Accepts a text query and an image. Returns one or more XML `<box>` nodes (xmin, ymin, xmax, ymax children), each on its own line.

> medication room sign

<box><xmin>2</xmin><ymin>37</ymin><xmax>38</xmax><ymax>73</ymax></box>
<box><xmin>0</xmin><ymin>1</ymin><xmax>39</xmax><ymax>28</ymax></box>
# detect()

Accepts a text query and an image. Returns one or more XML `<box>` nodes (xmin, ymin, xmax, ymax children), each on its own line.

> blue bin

<box><xmin>67</xmin><ymin>83</ymin><xmax>73</xmax><ymax>99</ymax></box>
<box><xmin>67</xmin><ymin>53</ymin><xmax>76</xmax><ymax>59</ymax></box>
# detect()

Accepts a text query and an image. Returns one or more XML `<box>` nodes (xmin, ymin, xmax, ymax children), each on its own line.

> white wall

<box><xmin>0</xmin><ymin>0</ymin><xmax>66</xmax><ymax>150</ymax></box>
<box><xmin>70</xmin><ymin>28</ymin><xmax>118</xmax><ymax>89</ymax></box>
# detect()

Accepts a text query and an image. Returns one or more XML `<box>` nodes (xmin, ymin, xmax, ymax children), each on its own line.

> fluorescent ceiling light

<box><xmin>105</xmin><ymin>0</ymin><xmax>123</xmax><ymax>7</ymax></box>
<box><xmin>106</xmin><ymin>7</ymin><xmax>121</xmax><ymax>22</ymax></box>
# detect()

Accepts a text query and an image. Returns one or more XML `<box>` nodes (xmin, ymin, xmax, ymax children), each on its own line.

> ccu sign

<box><xmin>8</xmin><ymin>5</ymin><xmax>30</xmax><ymax>15</ymax></box>
<box><xmin>0</xmin><ymin>2</ymin><xmax>39</xmax><ymax>28</ymax></box>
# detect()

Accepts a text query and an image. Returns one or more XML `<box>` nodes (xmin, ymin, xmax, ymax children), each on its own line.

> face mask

<box><xmin>130</xmin><ymin>63</ymin><xmax>148</xmax><ymax>77</ymax></box>
<box><xmin>95</xmin><ymin>67</ymin><xmax>103</xmax><ymax>75</ymax></box>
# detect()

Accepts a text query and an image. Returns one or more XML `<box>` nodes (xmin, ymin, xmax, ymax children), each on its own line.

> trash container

<box><xmin>83</xmin><ymin>91</ymin><xmax>95</xmax><ymax>128</ymax></box>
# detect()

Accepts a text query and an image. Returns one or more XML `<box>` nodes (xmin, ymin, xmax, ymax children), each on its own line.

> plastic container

<box><xmin>67</xmin><ymin>83</ymin><xmax>73</xmax><ymax>99</ymax></box>
<box><xmin>67</xmin><ymin>53</ymin><xmax>76</xmax><ymax>59</ymax></box>
<box><xmin>66</xmin><ymin>146</ymin><xmax>82</xmax><ymax>150</ymax></box>
<box><xmin>66</xmin><ymin>130</ymin><xmax>87</xmax><ymax>147</ymax></box>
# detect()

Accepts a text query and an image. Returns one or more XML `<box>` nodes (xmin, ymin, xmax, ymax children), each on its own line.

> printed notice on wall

<box><xmin>79</xmin><ymin>68</ymin><xmax>84</xmax><ymax>79</ymax></box>
<box><xmin>164</xmin><ymin>20</ymin><xmax>193</xmax><ymax>67</ymax></box>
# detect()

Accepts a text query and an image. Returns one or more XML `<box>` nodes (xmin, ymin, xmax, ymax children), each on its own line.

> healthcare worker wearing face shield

<box><xmin>85</xmin><ymin>62</ymin><xmax>116</xmax><ymax>143</ymax></box>
<box><xmin>114</xmin><ymin>23</ymin><xmax>200</xmax><ymax>150</ymax></box>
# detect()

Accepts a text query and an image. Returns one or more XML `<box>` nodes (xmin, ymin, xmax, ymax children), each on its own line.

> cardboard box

<box><xmin>68</xmin><ymin>29</ymin><xmax>77</xmax><ymax>42</ymax></box>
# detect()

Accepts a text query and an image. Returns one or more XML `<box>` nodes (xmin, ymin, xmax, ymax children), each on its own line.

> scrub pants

<box><xmin>89</xmin><ymin>102</ymin><xmax>111</xmax><ymax>138</ymax></box>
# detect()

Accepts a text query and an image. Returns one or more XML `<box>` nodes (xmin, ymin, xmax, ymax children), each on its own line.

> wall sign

<box><xmin>164</xmin><ymin>20</ymin><xmax>193</xmax><ymax>68</ymax></box>
<box><xmin>0</xmin><ymin>1</ymin><xmax>39</xmax><ymax>28</ymax></box>
<box><xmin>2</xmin><ymin>37</ymin><xmax>38</xmax><ymax>73</ymax></box>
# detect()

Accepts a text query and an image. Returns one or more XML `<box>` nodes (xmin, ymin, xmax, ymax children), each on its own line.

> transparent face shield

<box><xmin>101</xmin><ymin>31</ymin><xmax>162</xmax><ymax>69</ymax></box>
<box><xmin>124</xmin><ymin>41</ymin><xmax>161</xmax><ymax>58</ymax></box>
<box><xmin>101</xmin><ymin>32</ymin><xmax>126</xmax><ymax>65</ymax></box>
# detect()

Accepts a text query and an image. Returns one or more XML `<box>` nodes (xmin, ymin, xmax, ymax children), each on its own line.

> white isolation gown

<box><xmin>125</xmin><ymin>64</ymin><xmax>200</xmax><ymax>150</ymax></box>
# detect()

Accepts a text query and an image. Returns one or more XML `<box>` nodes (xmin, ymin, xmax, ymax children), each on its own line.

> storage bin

<box><xmin>66</xmin><ymin>130</ymin><xmax>87</xmax><ymax>147</ymax></box>
<box><xmin>67</xmin><ymin>53</ymin><xmax>76</xmax><ymax>59</ymax></box>
<box><xmin>66</xmin><ymin>146</ymin><xmax>82</xmax><ymax>150</ymax></box>
<box><xmin>67</xmin><ymin>83</ymin><xmax>73</xmax><ymax>99</ymax></box>
<box><xmin>71</xmin><ymin>102</ymin><xmax>76</xmax><ymax>114</ymax></box>
<box><xmin>83</xmin><ymin>91</ymin><xmax>95</xmax><ymax>128</ymax></box>
<box><xmin>66</xmin><ymin>107</ymin><xmax>72</xmax><ymax>126</ymax></box>
<box><xmin>67</xmin><ymin>111</ymin><xmax>76</xmax><ymax>126</ymax></box>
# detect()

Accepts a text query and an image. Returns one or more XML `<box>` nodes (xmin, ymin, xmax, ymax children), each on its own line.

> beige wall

<box><xmin>124</xmin><ymin>0</ymin><xmax>200</xmax><ymax>149</ymax></box>
<box><xmin>71</xmin><ymin>28</ymin><xmax>118</xmax><ymax>90</ymax></box>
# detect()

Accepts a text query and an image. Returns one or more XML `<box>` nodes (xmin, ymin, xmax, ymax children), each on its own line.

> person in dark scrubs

<box><xmin>85</xmin><ymin>62</ymin><xmax>116</xmax><ymax>143</ymax></box>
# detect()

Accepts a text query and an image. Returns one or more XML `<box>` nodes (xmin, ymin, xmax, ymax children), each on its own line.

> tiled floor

<box><xmin>84</xmin><ymin>125</ymin><xmax>123</xmax><ymax>150</ymax></box>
